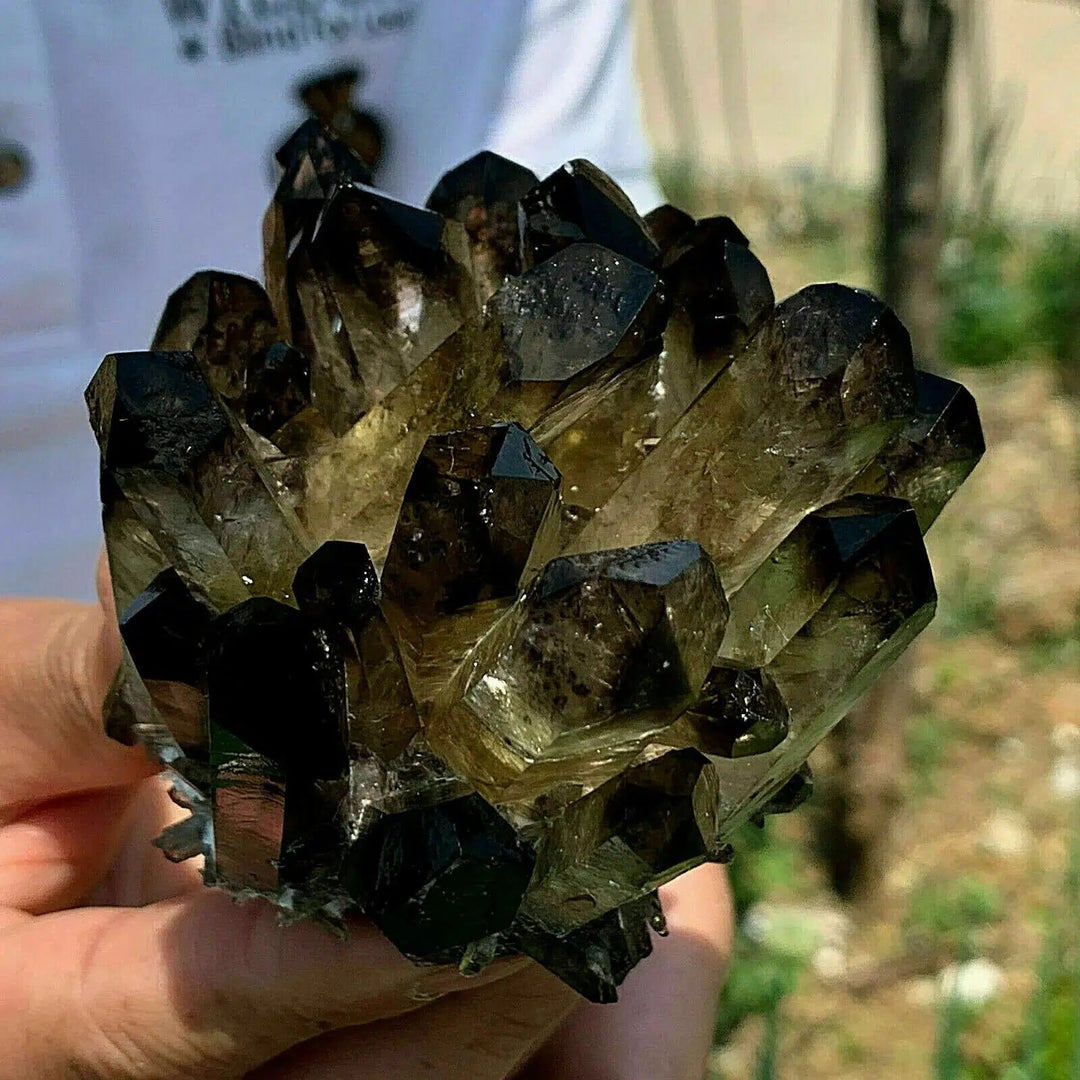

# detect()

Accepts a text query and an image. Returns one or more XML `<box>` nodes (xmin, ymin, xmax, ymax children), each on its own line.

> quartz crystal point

<box><xmin>153</xmin><ymin>271</ymin><xmax>279</xmax><ymax>405</ymax></box>
<box><xmin>711</xmin><ymin>498</ymin><xmax>937</xmax><ymax>832</ymax></box>
<box><xmin>533</xmin><ymin>216</ymin><xmax>772</xmax><ymax>525</ymax></box>
<box><xmin>342</xmin><ymin>793</ymin><xmax>536</xmax><ymax>960</ymax></box>
<box><xmin>661</xmin><ymin>662</ymin><xmax>791</xmax><ymax>760</ymax></box>
<box><xmin>87</xmin><ymin>350</ymin><xmax>310</xmax><ymax>610</ymax></box>
<box><xmin>426</xmin><ymin>150</ymin><xmax>539</xmax><ymax>301</ymax></box>
<box><xmin>263</xmin><ymin>119</ymin><xmax>373</xmax><ymax>344</ymax></box>
<box><xmin>426</xmin><ymin>541</ymin><xmax>729</xmax><ymax>803</ymax></box>
<box><xmin>720</xmin><ymin>493</ymin><xmax>920</xmax><ymax>667</ymax></box>
<box><xmin>519</xmin><ymin>159</ymin><xmax>660</xmax><ymax>270</ymax></box>
<box><xmin>489</xmin><ymin>242</ymin><xmax>665</xmax><ymax>383</ymax></box>
<box><xmin>117</xmin><ymin>568</ymin><xmax>213</xmax><ymax>757</ymax></box>
<box><xmin>290</xmin><ymin>184</ymin><xmax>475</xmax><ymax>435</ymax></box>
<box><xmin>381</xmin><ymin>422</ymin><xmax>563</xmax><ymax>713</ymax></box>
<box><xmin>519</xmin><ymin>748</ymin><xmax>724</xmax><ymax>934</ymax></box>
<box><xmin>574</xmin><ymin>284</ymin><xmax>919</xmax><ymax>591</ymax></box>
<box><xmin>848</xmin><ymin>370</ymin><xmax>985</xmax><ymax>531</ymax></box>
<box><xmin>643</xmin><ymin>204</ymin><xmax>695</xmax><ymax>255</ymax></box>
<box><xmin>516</xmin><ymin>892</ymin><xmax>665</xmax><ymax>1004</ymax></box>
<box><xmin>382</xmin><ymin>423</ymin><xmax>562</xmax><ymax>619</ymax></box>
<box><xmin>88</xmin><ymin>120</ymin><xmax>984</xmax><ymax>1003</ymax></box>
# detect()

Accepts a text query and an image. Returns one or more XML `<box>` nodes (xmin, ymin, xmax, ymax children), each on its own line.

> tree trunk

<box><xmin>814</xmin><ymin>3</ymin><xmax>955</xmax><ymax>904</ymax></box>
<box><xmin>875</xmin><ymin>0</ymin><xmax>954</xmax><ymax>368</ymax></box>
<box><xmin>814</xmin><ymin>653</ymin><xmax>913</xmax><ymax>901</ymax></box>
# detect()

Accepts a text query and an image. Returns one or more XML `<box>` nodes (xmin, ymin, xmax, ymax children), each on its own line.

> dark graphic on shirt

<box><xmin>161</xmin><ymin>0</ymin><xmax>418</xmax><ymax>64</ymax></box>
<box><xmin>297</xmin><ymin>65</ymin><xmax>385</xmax><ymax>171</ymax></box>
<box><xmin>0</xmin><ymin>141</ymin><xmax>31</xmax><ymax>196</ymax></box>
<box><xmin>266</xmin><ymin>64</ymin><xmax>387</xmax><ymax>189</ymax></box>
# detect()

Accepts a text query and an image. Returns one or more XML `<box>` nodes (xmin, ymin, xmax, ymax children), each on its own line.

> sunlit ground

<box><xmin>666</xmin><ymin>172</ymin><xmax>1080</xmax><ymax>1079</ymax></box>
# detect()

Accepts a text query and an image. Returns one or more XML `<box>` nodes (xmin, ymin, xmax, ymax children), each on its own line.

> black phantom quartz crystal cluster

<box><xmin>87</xmin><ymin>120</ymin><xmax>984</xmax><ymax>1002</ymax></box>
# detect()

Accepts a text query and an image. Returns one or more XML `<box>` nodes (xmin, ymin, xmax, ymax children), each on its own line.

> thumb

<box><xmin>0</xmin><ymin>888</ymin><xmax>532</xmax><ymax>1080</ymax></box>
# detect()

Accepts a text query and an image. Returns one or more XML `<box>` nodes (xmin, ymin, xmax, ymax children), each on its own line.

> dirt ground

<box><xmin>710</xmin><ymin>360</ymin><xmax>1080</xmax><ymax>1078</ymax></box>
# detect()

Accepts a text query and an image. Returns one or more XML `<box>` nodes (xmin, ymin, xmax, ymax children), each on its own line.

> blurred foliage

<box><xmin>733</xmin><ymin>838</ymin><xmax>1079</xmax><ymax>1080</ymax></box>
<box><xmin>934</xmin><ymin>985</ymin><xmax>973</xmax><ymax>1080</ymax></box>
<box><xmin>939</xmin><ymin>224</ymin><xmax>1027</xmax><ymax>369</ymax></box>
<box><xmin>714</xmin><ymin>938</ymin><xmax>804</xmax><ymax>1045</ymax></box>
<box><xmin>1021</xmin><ymin>621</ymin><xmax>1080</xmax><ymax>674</ymax></box>
<box><xmin>715</xmin><ymin>821</ymin><xmax>807</xmax><ymax>1045</ymax></box>
<box><xmin>935</xmin><ymin>807</ymin><xmax>1080</xmax><ymax>1080</ymax></box>
<box><xmin>904</xmin><ymin>875</ymin><xmax>1004</xmax><ymax>956</ymax></box>
<box><xmin>940</xmin><ymin>218</ymin><xmax>1080</xmax><ymax>386</ymax></box>
<box><xmin>727</xmin><ymin>817</ymin><xmax>801</xmax><ymax>912</ymax></box>
<box><xmin>753</xmin><ymin>994</ymin><xmax>783</xmax><ymax>1080</ymax></box>
<box><xmin>1026</xmin><ymin>228</ymin><xmax>1080</xmax><ymax>374</ymax></box>
<box><xmin>905</xmin><ymin>712</ymin><xmax>954</xmax><ymax>797</ymax></box>
<box><xmin>935</xmin><ymin>561</ymin><xmax>1000</xmax><ymax>639</ymax></box>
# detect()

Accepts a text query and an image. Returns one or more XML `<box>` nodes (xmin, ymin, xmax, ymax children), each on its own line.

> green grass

<box><xmin>939</xmin><ymin>224</ymin><xmax>1027</xmax><ymax>369</ymax></box>
<box><xmin>906</xmin><ymin>713</ymin><xmax>954</xmax><ymax>797</ymax></box>
<box><xmin>904</xmin><ymin>875</ymin><xmax>1004</xmax><ymax>957</ymax></box>
<box><xmin>738</xmin><ymin>836</ymin><xmax>1080</xmax><ymax>1080</ymax></box>
<box><xmin>752</xmin><ymin>993</ymin><xmax>784</xmax><ymax>1080</ymax></box>
<box><xmin>932</xmin><ymin>803</ymin><xmax>1080</xmax><ymax>1080</ymax></box>
<box><xmin>1021</xmin><ymin>623</ymin><xmax>1080</xmax><ymax>674</ymax></box>
<box><xmin>935</xmin><ymin>562</ymin><xmax>1000</xmax><ymax>639</ymax></box>
<box><xmin>940</xmin><ymin>217</ymin><xmax>1080</xmax><ymax>385</ymax></box>
<box><xmin>714</xmin><ymin>821</ymin><xmax>807</xmax><ymax>1046</ymax></box>
<box><xmin>1026</xmin><ymin>228</ymin><xmax>1080</xmax><ymax>373</ymax></box>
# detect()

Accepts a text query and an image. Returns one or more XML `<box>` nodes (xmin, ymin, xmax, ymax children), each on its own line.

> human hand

<box><xmin>0</xmin><ymin>562</ymin><xmax>732</xmax><ymax>1079</ymax></box>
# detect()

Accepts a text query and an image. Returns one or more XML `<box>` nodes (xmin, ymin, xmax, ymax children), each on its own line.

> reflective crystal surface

<box><xmin>88</xmin><ymin>122</ymin><xmax>983</xmax><ymax>1003</ymax></box>
<box><xmin>426</xmin><ymin>151</ymin><xmax>538</xmax><ymax>301</ymax></box>
<box><xmin>426</xmin><ymin>541</ymin><xmax>728</xmax><ymax>803</ymax></box>
<box><xmin>489</xmin><ymin>242</ymin><xmax>665</xmax><ymax>383</ymax></box>
<box><xmin>519</xmin><ymin>748</ymin><xmax>724</xmax><ymax>934</ymax></box>
<box><xmin>519</xmin><ymin>159</ymin><xmax>660</xmax><ymax>270</ymax></box>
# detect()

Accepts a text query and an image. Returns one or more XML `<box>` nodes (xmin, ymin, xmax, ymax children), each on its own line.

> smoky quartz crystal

<box><xmin>88</xmin><ymin>121</ymin><xmax>983</xmax><ymax>1002</ymax></box>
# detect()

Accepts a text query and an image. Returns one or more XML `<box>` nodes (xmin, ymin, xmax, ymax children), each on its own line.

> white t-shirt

<box><xmin>0</xmin><ymin>0</ymin><xmax>660</xmax><ymax>598</ymax></box>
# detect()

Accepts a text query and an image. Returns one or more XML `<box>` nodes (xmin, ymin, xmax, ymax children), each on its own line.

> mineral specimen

<box><xmin>88</xmin><ymin>121</ymin><xmax>984</xmax><ymax>1002</ymax></box>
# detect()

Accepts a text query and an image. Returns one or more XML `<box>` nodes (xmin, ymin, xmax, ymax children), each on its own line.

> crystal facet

<box><xmin>427</xmin><ymin>540</ymin><xmax>729</xmax><ymax>802</ymax></box>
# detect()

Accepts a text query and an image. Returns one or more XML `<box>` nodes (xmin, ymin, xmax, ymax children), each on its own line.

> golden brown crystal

<box><xmin>87</xmin><ymin>123</ymin><xmax>983</xmax><ymax>1002</ymax></box>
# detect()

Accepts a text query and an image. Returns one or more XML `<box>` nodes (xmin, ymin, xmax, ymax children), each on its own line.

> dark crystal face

<box><xmin>521</xmin><ymin>748</ymin><xmax>724</xmax><ymax>934</ymax></box>
<box><xmin>88</xmin><ymin>351</ymin><xmax>232</xmax><ymax>476</ymax></box>
<box><xmin>119</xmin><ymin>568</ymin><xmax>214</xmax><ymax>687</ymax></box>
<box><xmin>293</xmin><ymin>540</ymin><xmax>380</xmax><ymax>627</ymax></box>
<box><xmin>87</xmin><ymin>121</ymin><xmax>983</xmax><ymax>1004</ymax></box>
<box><xmin>382</xmin><ymin>423</ymin><xmax>561</xmax><ymax>618</ymax></box>
<box><xmin>244</xmin><ymin>342</ymin><xmax>311</xmax><ymax>439</ymax></box>
<box><xmin>427</xmin><ymin>152</ymin><xmax>538</xmax><ymax>298</ymax></box>
<box><xmin>678</xmin><ymin>664</ymin><xmax>790</xmax><ymax>759</ymax></box>
<box><xmin>489</xmin><ymin>242</ymin><xmax>665</xmax><ymax>383</ymax></box>
<box><xmin>206</xmin><ymin>598</ymin><xmax>349</xmax><ymax>783</ymax></box>
<box><xmin>153</xmin><ymin>271</ymin><xmax>280</xmax><ymax>404</ymax></box>
<box><xmin>517</xmin><ymin>891</ymin><xmax>663</xmax><ymax>1003</ymax></box>
<box><xmin>426</xmin><ymin>540</ymin><xmax>730</xmax><ymax>803</ymax></box>
<box><xmin>342</xmin><ymin>793</ymin><xmax>537</xmax><ymax>959</ymax></box>
<box><xmin>274</xmin><ymin>117</ymin><xmax>374</xmax><ymax>197</ymax></box>
<box><xmin>519</xmin><ymin>158</ymin><xmax>660</xmax><ymax>270</ymax></box>
<box><xmin>644</xmin><ymin>203</ymin><xmax>696</xmax><ymax>255</ymax></box>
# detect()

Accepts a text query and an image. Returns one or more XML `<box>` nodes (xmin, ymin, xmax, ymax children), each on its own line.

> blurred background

<box><xmin>629</xmin><ymin>1</ymin><xmax>1080</xmax><ymax>1076</ymax></box>
<box><xmin>3</xmin><ymin>3</ymin><xmax>1077</xmax><ymax>1075</ymax></box>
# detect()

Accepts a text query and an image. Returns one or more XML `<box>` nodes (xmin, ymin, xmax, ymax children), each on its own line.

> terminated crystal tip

<box><xmin>88</xmin><ymin>120</ymin><xmax>983</xmax><ymax>1002</ymax></box>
